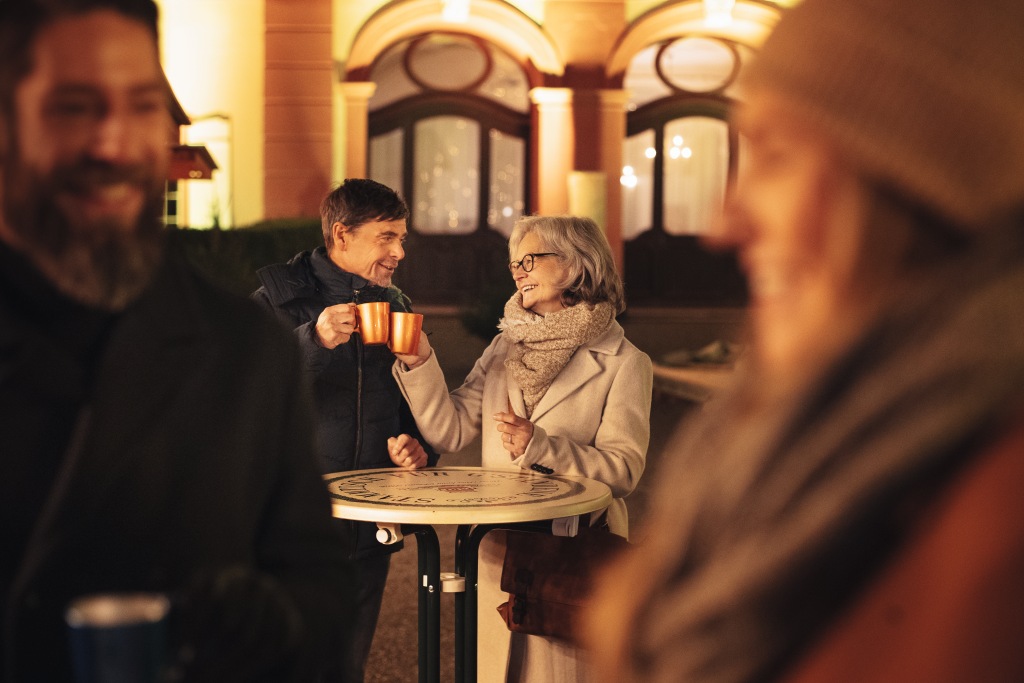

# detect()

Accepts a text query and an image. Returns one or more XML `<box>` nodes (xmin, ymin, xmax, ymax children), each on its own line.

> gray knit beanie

<box><xmin>742</xmin><ymin>0</ymin><xmax>1024</xmax><ymax>229</ymax></box>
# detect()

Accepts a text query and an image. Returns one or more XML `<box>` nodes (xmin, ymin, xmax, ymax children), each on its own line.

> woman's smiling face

<box><xmin>509</xmin><ymin>231</ymin><xmax>568</xmax><ymax>315</ymax></box>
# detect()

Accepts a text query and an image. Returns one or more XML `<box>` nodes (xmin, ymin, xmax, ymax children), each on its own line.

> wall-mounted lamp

<box><xmin>703</xmin><ymin>0</ymin><xmax>735</xmax><ymax>28</ymax></box>
<box><xmin>188</xmin><ymin>112</ymin><xmax>234</xmax><ymax>229</ymax></box>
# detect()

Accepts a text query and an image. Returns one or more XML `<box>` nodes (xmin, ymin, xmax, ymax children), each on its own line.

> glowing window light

<box><xmin>620</xmin><ymin>165</ymin><xmax>638</xmax><ymax>188</ymax></box>
<box><xmin>703</xmin><ymin>0</ymin><xmax>735</xmax><ymax>28</ymax></box>
<box><xmin>442</xmin><ymin>0</ymin><xmax>470</xmax><ymax>24</ymax></box>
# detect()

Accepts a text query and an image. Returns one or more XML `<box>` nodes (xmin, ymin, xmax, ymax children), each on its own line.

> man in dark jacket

<box><xmin>0</xmin><ymin>1</ymin><xmax>354</xmax><ymax>681</ymax></box>
<box><xmin>253</xmin><ymin>178</ymin><xmax>439</xmax><ymax>682</ymax></box>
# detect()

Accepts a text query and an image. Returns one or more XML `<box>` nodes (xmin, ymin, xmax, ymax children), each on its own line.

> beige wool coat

<box><xmin>393</xmin><ymin>320</ymin><xmax>652</xmax><ymax>682</ymax></box>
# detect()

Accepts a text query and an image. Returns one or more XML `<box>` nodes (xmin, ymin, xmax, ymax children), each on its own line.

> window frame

<box><xmin>369</xmin><ymin>91</ymin><xmax>531</xmax><ymax>236</ymax></box>
<box><xmin>625</xmin><ymin>93</ymin><xmax>738</xmax><ymax>238</ymax></box>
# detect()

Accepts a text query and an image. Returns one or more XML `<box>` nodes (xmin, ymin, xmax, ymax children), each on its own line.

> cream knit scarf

<box><xmin>499</xmin><ymin>292</ymin><xmax>614</xmax><ymax>417</ymax></box>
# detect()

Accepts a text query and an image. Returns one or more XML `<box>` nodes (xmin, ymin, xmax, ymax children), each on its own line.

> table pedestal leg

<box><xmin>455</xmin><ymin>522</ymin><xmax>552</xmax><ymax>683</ymax></box>
<box><xmin>453</xmin><ymin>525</ymin><xmax>472</xmax><ymax>683</ymax></box>
<box><xmin>405</xmin><ymin>525</ymin><xmax>440</xmax><ymax>683</ymax></box>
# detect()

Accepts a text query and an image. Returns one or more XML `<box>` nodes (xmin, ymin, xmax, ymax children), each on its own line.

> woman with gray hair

<box><xmin>393</xmin><ymin>214</ymin><xmax>652</xmax><ymax>681</ymax></box>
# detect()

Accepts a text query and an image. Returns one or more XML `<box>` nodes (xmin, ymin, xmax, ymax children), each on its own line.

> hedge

<box><xmin>169</xmin><ymin>220</ymin><xmax>321</xmax><ymax>297</ymax></box>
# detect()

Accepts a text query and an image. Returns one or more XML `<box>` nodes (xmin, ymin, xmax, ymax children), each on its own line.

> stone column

<box><xmin>529</xmin><ymin>87</ymin><xmax>575</xmax><ymax>215</ymax></box>
<box><xmin>560</xmin><ymin>88</ymin><xmax>630</xmax><ymax>271</ymax></box>
<box><xmin>594</xmin><ymin>89</ymin><xmax>629</xmax><ymax>272</ymax></box>
<box><xmin>335</xmin><ymin>81</ymin><xmax>377</xmax><ymax>180</ymax></box>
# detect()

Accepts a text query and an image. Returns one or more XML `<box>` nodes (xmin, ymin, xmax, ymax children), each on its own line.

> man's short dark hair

<box><xmin>319</xmin><ymin>179</ymin><xmax>409</xmax><ymax>249</ymax></box>
<box><xmin>0</xmin><ymin>0</ymin><xmax>159</xmax><ymax>124</ymax></box>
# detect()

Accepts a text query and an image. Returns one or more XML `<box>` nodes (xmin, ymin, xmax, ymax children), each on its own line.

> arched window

<box><xmin>621</xmin><ymin>36</ymin><xmax>749</xmax><ymax>306</ymax></box>
<box><xmin>367</xmin><ymin>34</ymin><xmax>531</xmax><ymax>304</ymax></box>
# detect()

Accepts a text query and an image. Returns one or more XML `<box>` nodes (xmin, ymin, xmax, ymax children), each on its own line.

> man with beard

<box><xmin>0</xmin><ymin>1</ymin><xmax>354</xmax><ymax>680</ymax></box>
<box><xmin>253</xmin><ymin>178</ymin><xmax>438</xmax><ymax>683</ymax></box>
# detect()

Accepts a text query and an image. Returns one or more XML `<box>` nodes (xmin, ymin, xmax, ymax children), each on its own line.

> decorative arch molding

<box><xmin>607</xmin><ymin>0</ymin><xmax>782</xmax><ymax>80</ymax></box>
<box><xmin>345</xmin><ymin>0</ymin><xmax>563</xmax><ymax>79</ymax></box>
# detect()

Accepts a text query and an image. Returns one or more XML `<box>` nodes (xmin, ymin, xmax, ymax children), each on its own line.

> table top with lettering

<box><xmin>324</xmin><ymin>467</ymin><xmax>613</xmax><ymax>525</ymax></box>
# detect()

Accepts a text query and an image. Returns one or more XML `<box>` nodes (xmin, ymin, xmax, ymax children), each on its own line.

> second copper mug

<box><xmin>355</xmin><ymin>302</ymin><xmax>390</xmax><ymax>345</ymax></box>
<box><xmin>390</xmin><ymin>312</ymin><xmax>423</xmax><ymax>355</ymax></box>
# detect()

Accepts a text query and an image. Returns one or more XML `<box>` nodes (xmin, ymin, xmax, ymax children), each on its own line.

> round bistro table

<box><xmin>324</xmin><ymin>467</ymin><xmax>613</xmax><ymax>683</ymax></box>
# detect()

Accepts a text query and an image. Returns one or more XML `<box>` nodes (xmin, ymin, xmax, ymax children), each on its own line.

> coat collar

<box><xmin>526</xmin><ymin>321</ymin><xmax>624</xmax><ymax>421</ymax></box>
<box><xmin>0</xmin><ymin>243</ymin><xmax>115</xmax><ymax>397</ymax></box>
<box><xmin>310</xmin><ymin>247</ymin><xmax>375</xmax><ymax>297</ymax></box>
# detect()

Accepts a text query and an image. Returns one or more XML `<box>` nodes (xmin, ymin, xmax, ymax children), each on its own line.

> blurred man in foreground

<box><xmin>584</xmin><ymin>0</ymin><xmax>1024</xmax><ymax>681</ymax></box>
<box><xmin>0</xmin><ymin>0</ymin><xmax>353</xmax><ymax>680</ymax></box>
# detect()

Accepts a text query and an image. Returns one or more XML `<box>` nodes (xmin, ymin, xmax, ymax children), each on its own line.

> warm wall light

<box><xmin>187</xmin><ymin>112</ymin><xmax>234</xmax><ymax>228</ymax></box>
<box><xmin>442</xmin><ymin>0</ymin><xmax>470</xmax><ymax>23</ymax></box>
<box><xmin>703</xmin><ymin>0</ymin><xmax>735</xmax><ymax>27</ymax></box>
<box><xmin>620</xmin><ymin>165</ymin><xmax>638</xmax><ymax>188</ymax></box>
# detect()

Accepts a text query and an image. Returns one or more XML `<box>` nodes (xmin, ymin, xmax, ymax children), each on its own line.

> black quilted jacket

<box><xmin>253</xmin><ymin>247</ymin><xmax>439</xmax><ymax>558</ymax></box>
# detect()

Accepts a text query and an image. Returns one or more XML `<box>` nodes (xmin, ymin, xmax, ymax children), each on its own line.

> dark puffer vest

<box><xmin>253</xmin><ymin>247</ymin><xmax>438</xmax><ymax>557</ymax></box>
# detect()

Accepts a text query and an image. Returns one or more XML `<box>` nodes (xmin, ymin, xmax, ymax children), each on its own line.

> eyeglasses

<box><xmin>508</xmin><ymin>252</ymin><xmax>558</xmax><ymax>273</ymax></box>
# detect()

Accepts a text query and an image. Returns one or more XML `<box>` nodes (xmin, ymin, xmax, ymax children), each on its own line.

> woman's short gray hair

<box><xmin>509</xmin><ymin>215</ymin><xmax>625</xmax><ymax>315</ymax></box>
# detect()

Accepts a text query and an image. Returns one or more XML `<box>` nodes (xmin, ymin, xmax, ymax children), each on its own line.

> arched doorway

<box><xmin>609</xmin><ymin>0</ymin><xmax>780</xmax><ymax>306</ymax></box>
<box><xmin>366</xmin><ymin>33</ymin><xmax>533</xmax><ymax>305</ymax></box>
<box><xmin>341</xmin><ymin>0</ymin><xmax>562</xmax><ymax>306</ymax></box>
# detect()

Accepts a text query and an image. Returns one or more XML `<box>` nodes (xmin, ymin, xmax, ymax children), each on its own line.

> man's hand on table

<box><xmin>388</xmin><ymin>434</ymin><xmax>428</xmax><ymax>469</ymax></box>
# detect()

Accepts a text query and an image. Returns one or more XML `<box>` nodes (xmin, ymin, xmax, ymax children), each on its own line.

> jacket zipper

<box><xmin>353</xmin><ymin>289</ymin><xmax>363</xmax><ymax>467</ymax></box>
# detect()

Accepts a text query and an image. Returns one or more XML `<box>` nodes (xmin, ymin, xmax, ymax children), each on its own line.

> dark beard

<box><xmin>2</xmin><ymin>157</ymin><xmax>166</xmax><ymax>311</ymax></box>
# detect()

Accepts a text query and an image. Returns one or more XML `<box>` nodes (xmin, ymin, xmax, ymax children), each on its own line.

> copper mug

<box><xmin>354</xmin><ymin>302</ymin><xmax>390</xmax><ymax>345</ymax></box>
<box><xmin>390</xmin><ymin>312</ymin><xmax>423</xmax><ymax>355</ymax></box>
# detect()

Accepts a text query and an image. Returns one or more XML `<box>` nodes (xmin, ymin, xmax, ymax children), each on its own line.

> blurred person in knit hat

<box><xmin>581</xmin><ymin>0</ymin><xmax>1024</xmax><ymax>681</ymax></box>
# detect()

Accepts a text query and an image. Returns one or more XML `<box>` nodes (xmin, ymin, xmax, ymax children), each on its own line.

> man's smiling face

<box><xmin>0</xmin><ymin>9</ymin><xmax>169</xmax><ymax>309</ymax></box>
<box><xmin>331</xmin><ymin>218</ymin><xmax>408</xmax><ymax>287</ymax></box>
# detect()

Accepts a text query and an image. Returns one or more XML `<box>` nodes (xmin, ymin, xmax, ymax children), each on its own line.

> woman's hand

<box><xmin>393</xmin><ymin>331</ymin><xmax>432</xmax><ymax>369</ymax></box>
<box><xmin>493</xmin><ymin>403</ymin><xmax>534</xmax><ymax>459</ymax></box>
<box><xmin>387</xmin><ymin>434</ymin><xmax>428</xmax><ymax>469</ymax></box>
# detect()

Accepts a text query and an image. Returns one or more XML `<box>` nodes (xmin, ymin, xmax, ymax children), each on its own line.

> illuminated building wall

<box><xmin>158</xmin><ymin>0</ymin><xmax>264</xmax><ymax>228</ymax></box>
<box><xmin>158</xmin><ymin>1</ymin><xmax>795</xmax><ymax>231</ymax></box>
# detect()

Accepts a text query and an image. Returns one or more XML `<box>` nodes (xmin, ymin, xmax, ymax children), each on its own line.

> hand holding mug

<box><xmin>393</xmin><ymin>331</ymin><xmax>432</xmax><ymax>369</ymax></box>
<box><xmin>314</xmin><ymin>304</ymin><xmax>357</xmax><ymax>349</ymax></box>
<box><xmin>168</xmin><ymin>567</ymin><xmax>303</xmax><ymax>683</ymax></box>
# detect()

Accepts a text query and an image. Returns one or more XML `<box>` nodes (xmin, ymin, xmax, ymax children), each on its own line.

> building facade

<box><xmin>164</xmin><ymin>0</ymin><xmax>791</xmax><ymax>305</ymax></box>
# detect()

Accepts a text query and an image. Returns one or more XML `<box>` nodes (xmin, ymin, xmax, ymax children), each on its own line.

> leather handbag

<box><xmin>496</xmin><ymin>517</ymin><xmax>629</xmax><ymax>643</ymax></box>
